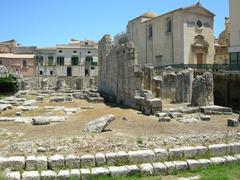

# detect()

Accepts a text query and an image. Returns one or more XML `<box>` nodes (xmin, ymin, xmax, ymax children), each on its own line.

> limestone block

<box><xmin>234</xmin><ymin>154</ymin><xmax>240</xmax><ymax>161</ymax></box>
<box><xmin>40</xmin><ymin>170</ymin><xmax>57</xmax><ymax>180</ymax></box>
<box><xmin>146</xmin><ymin>98</ymin><xmax>162</xmax><ymax>109</ymax></box>
<box><xmin>180</xmin><ymin>107</ymin><xmax>200</xmax><ymax>114</ymax></box>
<box><xmin>32</xmin><ymin>117</ymin><xmax>50</xmax><ymax>126</ymax></box>
<box><xmin>156</xmin><ymin>113</ymin><xmax>169</xmax><ymax>118</ymax></box>
<box><xmin>49</xmin><ymin>97</ymin><xmax>65</xmax><ymax>103</ymax></box>
<box><xmin>208</xmin><ymin>144</ymin><xmax>230</xmax><ymax>156</ymax></box>
<box><xmin>181</xmin><ymin>147</ymin><xmax>197</xmax><ymax>158</ymax></box>
<box><xmin>199</xmin><ymin>114</ymin><xmax>211</xmax><ymax>121</ymax></box>
<box><xmin>222</xmin><ymin>156</ymin><xmax>238</xmax><ymax>163</ymax></box>
<box><xmin>169</xmin><ymin>112</ymin><xmax>183</xmax><ymax>119</ymax></box>
<box><xmin>36</xmin><ymin>96</ymin><xmax>44</xmax><ymax>102</ymax></box>
<box><xmin>80</xmin><ymin>154</ymin><xmax>95</xmax><ymax>168</ymax></box>
<box><xmin>210</xmin><ymin>157</ymin><xmax>226</xmax><ymax>165</ymax></box>
<box><xmin>191</xmin><ymin>72</ymin><xmax>214</xmax><ymax>106</ymax></box>
<box><xmin>65</xmin><ymin>155</ymin><xmax>80</xmax><ymax>169</ymax></box>
<box><xmin>36</xmin><ymin>156</ymin><xmax>48</xmax><ymax>170</ymax></box>
<box><xmin>230</xmin><ymin>143</ymin><xmax>240</xmax><ymax>154</ymax></box>
<box><xmin>109</xmin><ymin>166</ymin><xmax>128</xmax><ymax>176</ymax></box>
<box><xmin>26</xmin><ymin>155</ymin><xmax>37</xmax><ymax>171</ymax></box>
<box><xmin>95</xmin><ymin>153</ymin><xmax>106</xmax><ymax>166</ymax></box>
<box><xmin>227</xmin><ymin>119</ymin><xmax>239</xmax><ymax>127</ymax></box>
<box><xmin>48</xmin><ymin>155</ymin><xmax>65</xmax><ymax>170</ymax></box>
<box><xmin>0</xmin><ymin>157</ymin><xmax>7</xmax><ymax>170</ymax></box>
<box><xmin>106</xmin><ymin>152</ymin><xmax>118</xmax><ymax>166</ymax></box>
<box><xmin>6</xmin><ymin>171</ymin><xmax>21</xmax><ymax>180</ymax></box>
<box><xmin>125</xmin><ymin>165</ymin><xmax>140</xmax><ymax>176</ymax></box>
<box><xmin>128</xmin><ymin>150</ymin><xmax>155</xmax><ymax>164</ymax></box>
<box><xmin>6</xmin><ymin>156</ymin><xmax>25</xmax><ymax>171</ymax></box>
<box><xmin>83</xmin><ymin>114</ymin><xmax>116</xmax><ymax>133</ymax></box>
<box><xmin>91</xmin><ymin>167</ymin><xmax>109</xmax><ymax>177</ymax></box>
<box><xmin>22</xmin><ymin>171</ymin><xmax>40</xmax><ymax>180</ymax></box>
<box><xmin>154</xmin><ymin>149</ymin><xmax>169</xmax><ymax>161</ymax></box>
<box><xmin>70</xmin><ymin>169</ymin><xmax>80</xmax><ymax>179</ymax></box>
<box><xmin>169</xmin><ymin>148</ymin><xmax>184</xmax><ymax>160</ymax></box>
<box><xmin>115</xmin><ymin>151</ymin><xmax>129</xmax><ymax>165</ymax></box>
<box><xmin>58</xmin><ymin>170</ymin><xmax>70</xmax><ymax>180</ymax></box>
<box><xmin>198</xmin><ymin>159</ymin><xmax>212</xmax><ymax>168</ymax></box>
<box><xmin>159</xmin><ymin>117</ymin><xmax>171</xmax><ymax>122</ymax></box>
<box><xmin>200</xmin><ymin>106</ymin><xmax>232</xmax><ymax>115</ymax></box>
<box><xmin>80</xmin><ymin>169</ymin><xmax>91</xmax><ymax>180</ymax></box>
<box><xmin>186</xmin><ymin>159</ymin><xmax>201</xmax><ymax>170</ymax></box>
<box><xmin>174</xmin><ymin>161</ymin><xmax>188</xmax><ymax>170</ymax></box>
<box><xmin>195</xmin><ymin>146</ymin><xmax>208</xmax><ymax>157</ymax></box>
<box><xmin>152</xmin><ymin>162</ymin><xmax>167</xmax><ymax>176</ymax></box>
<box><xmin>139</xmin><ymin>163</ymin><xmax>154</xmax><ymax>176</ymax></box>
<box><xmin>164</xmin><ymin>161</ymin><xmax>176</xmax><ymax>174</ymax></box>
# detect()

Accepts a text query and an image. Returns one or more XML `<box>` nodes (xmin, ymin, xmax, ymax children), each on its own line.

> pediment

<box><xmin>183</xmin><ymin>6</ymin><xmax>215</xmax><ymax>17</ymax></box>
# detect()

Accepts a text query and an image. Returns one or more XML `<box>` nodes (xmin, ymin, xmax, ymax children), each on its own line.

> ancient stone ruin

<box><xmin>191</xmin><ymin>72</ymin><xmax>214</xmax><ymax>106</ymax></box>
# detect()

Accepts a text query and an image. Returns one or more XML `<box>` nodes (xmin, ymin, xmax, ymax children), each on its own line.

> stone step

<box><xmin>4</xmin><ymin>154</ymin><xmax>240</xmax><ymax>180</ymax></box>
<box><xmin>1</xmin><ymin>142</ymin><xmax>240</xmax><ymax>171</ymax></box>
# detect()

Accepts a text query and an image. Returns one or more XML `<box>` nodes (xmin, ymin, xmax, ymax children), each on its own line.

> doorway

<box><xmin>197</xmin><ymin>53</ymin><xmax>203</xmax><ymax>65</ymax></box>
<box><xmin>67</xmin><ymin>67</ymin><xmax>72</xmax><ymax>76</ymax></box>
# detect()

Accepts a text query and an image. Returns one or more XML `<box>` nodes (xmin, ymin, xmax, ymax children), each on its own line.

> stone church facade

<box><xmin>126</xmin><ymin>4</ymin><xmax>215</xmax><ymax>67</ymax></box>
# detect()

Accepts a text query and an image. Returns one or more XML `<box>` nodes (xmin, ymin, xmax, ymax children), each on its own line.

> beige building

<box><xmin>229</xmin><ymin>0</ymin><xmax>240</xmax><ymax>66</ymax></box>
<box><xmin>36</xmin><ymin>39</ymin><xmax>98</xmax><ymax>77</ymax></box>
<box><xmin>125</xmin><ymin>3</ymin><xmax>215</xmax><ymax>67</ymax></box>
<box><xmin>214</xmin><ymin>18</ymin><xmax>230</xmax><ymax>64</ymax></box>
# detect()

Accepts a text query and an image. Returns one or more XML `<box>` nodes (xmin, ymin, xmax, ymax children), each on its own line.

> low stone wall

<box><xmin>1</xmin><ymin>142</ymin><xmax>240</xmax><ymax>172</ymax></box>
<box><xmin>21</xmin><ymin>76</ymin><xmax>98</xmax><ymax>90</ymax></box>
<box><xmin>5</xmin><ymin>156</ymin><xmax>239</xmax><ymax>179</ymax></box>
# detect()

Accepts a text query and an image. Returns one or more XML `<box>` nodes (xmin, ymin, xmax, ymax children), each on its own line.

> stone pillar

<box><xmin>20</xmin><ymin>80</ymin><xmax>29</xmax><ymax>90</ymax></box>
<box><xmin>143</xmin><ymin>66</ymin><xmax>154</xmax><ymax>91</ymax></box>
<box><xmin>56</xmin><ymin>79</ymin><xmax>66</xmax><ymax>90</ymax></box>
<box><xmin>175</xmin><ymin>68</ymin><xmax>193</xmax><ymax>103</ymax></box>
<box><xmin>75</xmin><ymin>78</ymin><xmax>83</xmax><ymax>90</ymax></box>
<box><xmin>41</xmin><ymin>79</ymin><xmax>48</xmax><ymax>90</ymax></box>
<box><xmin>162</xmin><ymin>68</ymin><xmax>177</xmax><ymax>101</ymax></box>
<box><xmin>191</xmin><ymin>72</ymin><xmax>214</xmax><ymax>106</ymax></box>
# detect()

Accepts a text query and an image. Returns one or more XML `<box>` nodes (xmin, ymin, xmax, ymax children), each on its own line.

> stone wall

<box><xmin>98</xmin><ymin>35</ymin><xmax>143</xmax><ymax>107</ymax></box>
<box><xmin>22</xmin><ymin>76</ymin><xmax>97</xmax><ymax>91</ymax></box>
<box><xmin>98</xmin><ymin>35</ymin><xmax>162</xmax><ymax>114</ymax></box>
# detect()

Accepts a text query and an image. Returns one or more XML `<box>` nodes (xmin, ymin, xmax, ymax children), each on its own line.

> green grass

<box><xmin>0</xmin><ymin>171</ymin><xmax>4</xmax><ymax>180</ymax></box>
<box><xmin>85</xmin><ymin>175</ymin><xmax>161</xmax><ymax>180</ymax></box>
<box><xmin>177</xmin><ymin>162</ymin><xmax>240</xmax><ymax>180</ymax></box>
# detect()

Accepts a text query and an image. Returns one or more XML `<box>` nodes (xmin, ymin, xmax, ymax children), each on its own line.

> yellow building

<box><xmin>126</xmin><ymin>3</ymin><xmax>215</xmax><ymax>67</ymax></box>
<box><xmin>214</xmin><ymin>18</ymin><xmax>230</xmax><ymax>64</ymax></box>
<box><xmin>229</xmin><ymin>0</ymin><xmax>240</xmax><ymax>66</ymax></box>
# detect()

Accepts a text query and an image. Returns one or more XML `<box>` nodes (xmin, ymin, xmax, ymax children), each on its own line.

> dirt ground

<box><xmin>0</xmin><ymin>97</ymin><xmax>239</xmax><ymax>156</ymax></box>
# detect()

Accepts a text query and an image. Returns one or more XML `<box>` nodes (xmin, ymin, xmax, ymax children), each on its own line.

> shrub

<box><xmin>0</xmin><ymin>74</ymin><xmax>19</xmax><ymax>94</ymax></box>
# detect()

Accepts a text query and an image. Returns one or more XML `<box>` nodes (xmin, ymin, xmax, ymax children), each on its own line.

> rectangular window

<box><xmin>22</xmin><ymin>59</ymin><xmax>27</xmax><ymax>68</ymax></box>
<box><xmin>40</xmin><ymin>71</ymin><xmax>43</xmax><ymax>76</ymax></box>
<box><xmin>91</xmin><ymin>67</ymin><xmax>95</xmax><ymax>70</ymax></box>
<box><xmin>71</xmin><ymin>56</ymin><xmax>79</xmax><ymax>66</ymax></box>
<box><xmin>148</xmin><ymin>24</ymin><xmax>153</xmax><ymax>39</ymax></box>
<box><xmin>50</xmin><ymin>70</ymin><xmax>53</xmax><ymax>76</ymax></box>
<box><xmin>0</xmin><ymin>59</ymin><xmax>2</xmax><ymax>65</ymax></box>
<box><xmin>48</xmin><ymin>56</ymin><xmax>54</xmax><ymax>66</ymax></box>
<box><xmin>37</xmin><ymin>56</ymin><xmax>44</xmax><ymax>66</ymax></box>
<box><xmin>85</xmin><ymin>56</ymin><xmax>93</xmax><ymax>66</ymax></box>
<box><xmin>57</xmin><ymin>57</ymin><xmax>64</xmax><ymax>66</ymax></box>
<box><xmin>166</xmin><ymin>18</ymin><xmax>172</xmax><ymax>33</ymax></box>
<box><xmin>230</xmin><ymin>53</ymin><xmax>238</xmax><ymax>64</ymax></box>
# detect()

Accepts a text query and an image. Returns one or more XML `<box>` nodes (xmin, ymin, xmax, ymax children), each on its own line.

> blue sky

<box><xmin>1</xmin><ymin>0</ymin><xmax>228</xmax><ymax>47</ymax></box>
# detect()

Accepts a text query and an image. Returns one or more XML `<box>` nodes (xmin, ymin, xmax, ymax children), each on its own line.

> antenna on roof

<box><xmin>197</xmin><ymin>0</ymin><xmax>201</xmax><ymax>6</ymax></box>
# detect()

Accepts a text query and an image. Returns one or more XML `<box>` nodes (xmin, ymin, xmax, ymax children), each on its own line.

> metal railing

<box><xmin>155</xmin><ymin>64</ymin><xmax>240</xmax><ymax>71</ymax></box>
